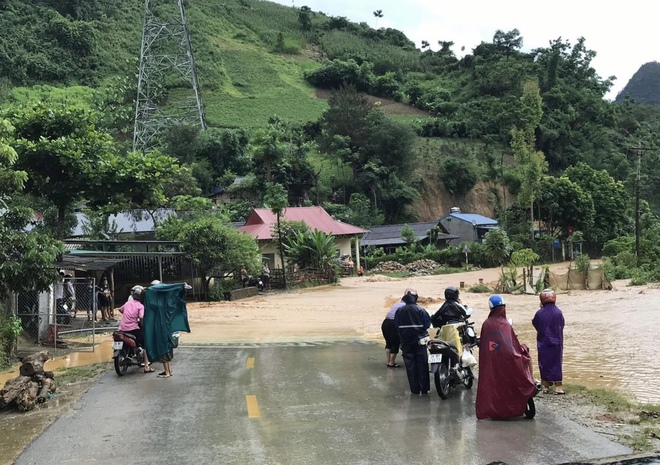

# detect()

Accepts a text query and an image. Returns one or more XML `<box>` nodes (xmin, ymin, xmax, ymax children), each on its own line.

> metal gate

<box><xmin>14</xmin><ymin>277</ymin><xmax>107</xmax><ymax>354</ymax></box>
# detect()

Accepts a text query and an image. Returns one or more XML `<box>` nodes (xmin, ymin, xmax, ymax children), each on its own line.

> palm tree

<box><xmin>373</xmin><ymin>9</ymin><xmax>383</xmax><ymax>28</ymax></box>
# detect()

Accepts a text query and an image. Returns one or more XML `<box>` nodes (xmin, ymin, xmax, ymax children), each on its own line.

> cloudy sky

<box><xmin>273</xmin><ymin>0</ymin><xmax>658</xmax><ymax>100</ymax></box>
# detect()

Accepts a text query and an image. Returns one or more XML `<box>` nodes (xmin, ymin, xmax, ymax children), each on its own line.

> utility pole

<box><xmin>133</xmin><ymin>0</ymin><xmax>207</xmax><ymax>153</ymax></box>
<box><xmin>631</xmin><ymin>143</ymin><xmax>655</xmax><ymax>266</ymax></box>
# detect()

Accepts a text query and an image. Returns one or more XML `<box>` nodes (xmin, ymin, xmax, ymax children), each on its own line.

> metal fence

<box><xmin>13</xmin><ymin>277</ymin><xmax>110</xmax><ymax>355</ymax></box>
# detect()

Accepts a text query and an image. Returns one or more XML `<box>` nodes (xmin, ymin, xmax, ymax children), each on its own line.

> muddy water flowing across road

<box><xmin>5</xmin><ymin>269</ymin><xmax>658</xmax><ymax>404</ymax></box>
<box><xmin>492</xmin><ymin>288</ymin><xmax>660</xmax><ymax>404</ymax></box>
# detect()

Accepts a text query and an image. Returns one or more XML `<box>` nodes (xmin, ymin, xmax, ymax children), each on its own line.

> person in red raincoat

<box><xmin>476</xmin><ymin>295</ymin><xmax>538</xmax><ymax>419</ymax></box>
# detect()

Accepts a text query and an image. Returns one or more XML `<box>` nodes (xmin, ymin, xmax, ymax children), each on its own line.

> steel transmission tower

<box><xmin>133</xmin><ymin>0</ymin><xmax>207</xmax><ymax>153</ymax></box>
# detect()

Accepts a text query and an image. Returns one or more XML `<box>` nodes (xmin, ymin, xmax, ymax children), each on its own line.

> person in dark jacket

<box><xmin>431</xmin><ymin>286</ymin><xmax>467</xmax><ymax>328</ymax></box>
<box><xmin>394</xmin><ymin>289</ymin><xmax>431</xmax><ymax>395</ymax></box>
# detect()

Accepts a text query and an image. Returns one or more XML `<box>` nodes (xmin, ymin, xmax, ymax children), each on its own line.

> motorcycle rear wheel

<box><xmin>461</xmin><ymin>367</ymin><xmax>474</xmax><ymax>389</ymax></box>
<box><xmin>114</xmin><ymin>351</ymin><xmax>129</xmax><ymax>376</ymax></box>
<box><xmin>434</xmin><ymin>360</ymin><xmax>451</xmax><ymax>399</ymax></box>
<box><xmin>524</xmin><ymin>397</ymin><xmax>536</xmax><ymax>419</ymax></box>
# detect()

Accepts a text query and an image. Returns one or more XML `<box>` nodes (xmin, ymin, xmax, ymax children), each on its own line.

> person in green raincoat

<box><xmin>142</xmin><ymin>283</ymin><xmax>191</xmax><ymax>379</ymax></box>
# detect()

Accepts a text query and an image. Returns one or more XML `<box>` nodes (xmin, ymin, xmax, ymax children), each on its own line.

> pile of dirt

<box><xmin>370</xmin><ymin>261</ymin><xmax>407</xmax><ymax>273</ymax></box>
<box><xmin>370</xmin><ymin>259</ymin><xmax>443</xmax><ymax>275</ymax></box>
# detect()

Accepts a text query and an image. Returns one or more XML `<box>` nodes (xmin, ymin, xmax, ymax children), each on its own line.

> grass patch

<box><xmin>565</xmin><ymin>384</ymin><xmax>638</xmax><ymax>413</ymax></box>
<box><xmin>564</xmin><ymin>384</ymin><xmax>660</xmax><ymax>451</ymax></box>
<box><xmin>430</xmin><ymin>267</ymin><xmax>470</xmax><ymax>275</ymax></box>
<box><xmin>54</xmin><ymin>363</ymin><xmax>108</xmax><ymax>384</ymax></box>
<box><xmin>468</xmin><ymin>284</ymin><xmax>491</xmax><ymax>293</ymax></box>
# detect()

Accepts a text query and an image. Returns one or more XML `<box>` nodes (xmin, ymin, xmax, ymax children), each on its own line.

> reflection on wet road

<box><xmin>14</xmin><ymin>344</ymin><xmax>629</xmax><ymax>465</ymax></box>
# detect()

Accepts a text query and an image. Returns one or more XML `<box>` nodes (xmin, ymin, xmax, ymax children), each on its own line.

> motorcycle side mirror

<box><xmin>465</xmin><ymin>307</ymin><xmax>474</xmax><ymax>317</ymax></box>
<box><xmin>507</xmin><ymin>318</ymin><xmax>513</xmax><ymax>326</ymax></box>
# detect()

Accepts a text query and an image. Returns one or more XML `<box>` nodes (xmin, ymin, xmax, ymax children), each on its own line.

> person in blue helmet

<box><xmin>394</xmin><ymin>289</ymin><xmax>431</xmax><ymax>395</ymax></box>
<box><xmin>476</xmin><ymin>295</ymin><xmax>538</xmax><ymax>419</ymax></box>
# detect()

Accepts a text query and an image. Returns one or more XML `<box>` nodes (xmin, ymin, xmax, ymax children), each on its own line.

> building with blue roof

<box><xmin>438</xmin><ymin>207</ymin><xmax>499</xmax><ymax>244</ymax></box>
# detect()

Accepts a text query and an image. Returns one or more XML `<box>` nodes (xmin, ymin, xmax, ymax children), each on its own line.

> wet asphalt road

<box><xmin>15</xmin><ymin>342</ymin><xmax>630</xmax><ymax>465</ymax></box>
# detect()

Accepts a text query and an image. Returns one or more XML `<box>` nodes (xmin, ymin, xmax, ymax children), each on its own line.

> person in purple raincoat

<box><xmin>532</xmin><ymin>289</ymin><xmax>565</xmax><ymax>395</ymax></box>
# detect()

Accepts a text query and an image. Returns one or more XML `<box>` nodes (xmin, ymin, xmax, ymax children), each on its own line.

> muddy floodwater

<box><xmin>4</xmin><ymin>263</ymin><xmax>659</xmax><ymax>404</ymax></box>
<box><xmin>180</xmin><ymin>264</ymin><xmax>660</xmax><ymax>405</ymax></box>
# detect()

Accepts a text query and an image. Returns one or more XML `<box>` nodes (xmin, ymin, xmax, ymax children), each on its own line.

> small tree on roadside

<box><xmin>484</xmin><ymin>229</ymin><xmax>511</xmax><ymax>267</ymax></box>
<box><xmin>510</xmin><ymin>248</ymin><xmax>540</xmax><ymax>291</ymax></box>
<box><xmin>401</xmin><ymin>224</ymin><xmax>416</xmax><ymax>248</ymax></box>
<box><xmin>264</xmin><ymin>183</ymin><xmax>289</xmax><ymax>288</ymax></box>
<box><xmin>157</xmin><ymin>213</ymin><xmax>261</xmax><ymax>299</ymax></box>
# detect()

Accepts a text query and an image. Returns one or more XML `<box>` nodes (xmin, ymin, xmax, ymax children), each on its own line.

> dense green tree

<box><xmin>484</xmin><ymin>228</ymin><xmax>511</xmax><ymax>266</ymax></box>
<box><xmin>195</xmin><ymin>128</ymin><xmax>251</xmax><ymax>185</ymax></box>
<box><xmin>298</xmin><ymin>6</ymin><xmax>312</xmax><ymax>32</ymax></box>
<box><xmin>511</xmin><ymin>81</ymin><xmax>548</xmax><ymax>240</ymax></box>
<box><xmin>538</xmin><ymin>175</ymin><xmax>595</xmax><ymax>236</ymax></box>
<box><xmin>251</xmin><ymin>119</ymin><xmax>315</xmax><ymax>205</ymax></box>
<box><xmin>440</xmin><ymin>157</ymin><xmax>479</xmax><ymax>196</ymax></box>
<box><xmin>564</xmin><ymin>162</ymin><xmax>629</xmax><ymax>249</ymax></box>
<box><xmin>157</xmin><ymin>213</ymin><xmax>261</xmax><ymax>298</ymax></box>
<box><xmin>318</xmin><ymin>88</ymin><xmax>417</xmax><ymax>222</ymax></box>
<box><xmin>400</xmin><ymin>224</ymin><xmax>416</xmax><ymax>247</ymax></box>
<box><xmin>8</xmin><ymin>105</ymin><xmax>118</xmax><ymax>237</ymax></box>
<box><xmin>8</xmin><ymin>104</ymin><xmax>185</xmax><ymax>237</ymax></box>
<box><xmin>0</xmin><ymin>118</ymin><xmax>63</xmax><ymax>296</ymax></box>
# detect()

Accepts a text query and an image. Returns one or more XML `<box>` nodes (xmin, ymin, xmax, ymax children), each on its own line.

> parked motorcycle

<box><xmin>112</xmin><ymin>331</ymin><xmax>145</xmax><ymax>376</ymax></box>
<box><xmin>427</xmin><ymin>307</ymin><xmax>479</xmax><ymax>399</ymax></box>
<box><xmin>244</xmin><ymin>275</ymin><xmax>264</xmax><ymax>291</ymax></box>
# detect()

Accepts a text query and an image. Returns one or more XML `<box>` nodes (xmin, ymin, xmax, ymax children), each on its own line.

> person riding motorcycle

<box><xmin>118</xmin><ymin>286</ymin><xmax>153</xmax><ymax>373</ymax></box>
<box><xmin>431</xmin><ymin>286</ymin><xmax>468</xmax><ymax>328</ymax></box>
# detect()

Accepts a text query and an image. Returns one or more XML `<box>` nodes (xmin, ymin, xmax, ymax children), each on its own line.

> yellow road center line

<box><xmin>246</xmin><ymin>395</ymin><xmax>260</xmax><ymax>418</ymax></box>
<box><xmin>246</xmin><ymin>357</ymin><xmax>255</xmax><ymax>368</ymax></box>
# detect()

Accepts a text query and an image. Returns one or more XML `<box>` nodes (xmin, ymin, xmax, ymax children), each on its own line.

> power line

<box><xmin>133</xmin><ymin>0</ymin><xmax>207</xmax><ymax>153</ymax></box>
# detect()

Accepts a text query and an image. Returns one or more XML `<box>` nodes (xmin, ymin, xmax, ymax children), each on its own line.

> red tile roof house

<box><xmin>238</xmin><ymin>207</ymin><xmax>368</xmax><ymax>271</ymax></box>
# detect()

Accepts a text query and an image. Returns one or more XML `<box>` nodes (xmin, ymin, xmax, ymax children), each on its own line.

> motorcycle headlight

<box><xmin>467</xmin><ymin>328</ymin><xmax>475</xmax><ymax>338</ymax></box>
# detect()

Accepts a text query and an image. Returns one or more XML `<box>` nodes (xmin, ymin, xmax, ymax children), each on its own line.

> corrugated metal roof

<box><xmin>443</xmin><ymin>213</ymin><xmax>498</xmax><ymax>226</ymax></box>
<box><xmin>70</xmin><ymin>210</ymin><xmax>174</xmax><ymax>237</ymax></box>
<box><xmin>239</xmin><ymin>207</ymin><xmax>368</xmax><ymax>240</ymax></box>
<box><xmin>53</xmin><ymin>254</ymin><xmax>130</xmax><ymax>271</ymax></box>
<box><xmin>361</xmin><ymin>221</ymin><xmax>457</xmax><ymax>247</ymax></box>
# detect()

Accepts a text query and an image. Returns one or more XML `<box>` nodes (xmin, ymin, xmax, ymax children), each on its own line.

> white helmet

<box><xmin>131</xmin><ymin>285</ymin><xmax>144</xmax><ymax>298</ymax></box>
<box><xmin>150</xmin><ymin>280</ymin><xmax>161</xmax><ymax>286</ymax></box>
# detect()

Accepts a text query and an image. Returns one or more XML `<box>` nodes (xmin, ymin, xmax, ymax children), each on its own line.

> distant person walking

<box><xmin>532</xmin><ymin>289</ymin><xmax>565</xmax><ymax>395</ymax></box>
<box><xmin>262</xmin><ymin>263</ymin><xmax>271</xmax><ymax>290</ymax></box>
<box><xmin>347</xmin><ymin>257</ymin><xmax>354</xmax><ymax>276</ymax></box>
<box><xmin>240</xmin><ymin>265</ymin><xmax>248</xmax><ymax>287</ymax></box>
<box><xmin>97</xmin><ymin>277</ymin><xmax>113</xmax><ymax>323</ymax></box>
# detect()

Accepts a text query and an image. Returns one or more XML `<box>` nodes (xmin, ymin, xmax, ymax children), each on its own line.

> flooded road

<box><xmin>13</xmin><ymin>345</ymin><xmax>630</xmax><ymax>465</ymax></box>
<box><xmin>4</xmin><ymin>266</ymin><xmax>658</xmax><ymax>405</ymax></box>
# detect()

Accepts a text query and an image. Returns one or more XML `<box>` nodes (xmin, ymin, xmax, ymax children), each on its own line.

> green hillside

<box><xmin>616</xmin><ymin>62</ymin><xmax>660</xmax><ymax>106</ymax></box>
<box><xmin>0</xmin><ymin>0</ymin><xmax>333</xmax><ymax>127</ymax></box>
<box><xmin>4</xmin><ymin>0</ymin><xmax>660</xmax><ymax>256</ymax></box>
